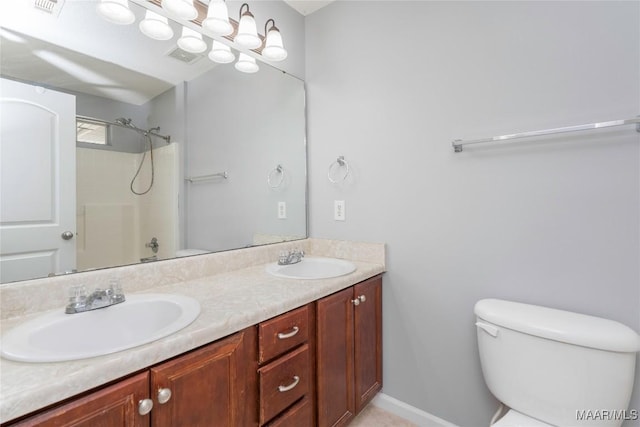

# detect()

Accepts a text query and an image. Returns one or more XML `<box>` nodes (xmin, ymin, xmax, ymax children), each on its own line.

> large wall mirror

<box><xmin>0</xmin><ymin>0</ymin><xmax>307</xmax><ymax>284</ymax></box>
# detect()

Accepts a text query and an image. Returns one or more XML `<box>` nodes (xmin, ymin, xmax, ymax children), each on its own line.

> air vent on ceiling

<box><xmin>34</xmin><ymin>0</ymin><xmax>65</xmax><ymax>17</ymax></box>
<box><xmin>166</xmin><ymin>47</ymin><xmax>203</xmax><ymax>65</ymax></box>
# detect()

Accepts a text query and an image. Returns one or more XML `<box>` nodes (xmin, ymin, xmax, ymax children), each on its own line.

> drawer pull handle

<box><xmin>277</xmin><ymin>326</ymin><xmax>299</xmax><ymax>340</ymax></box>
<box><xmin>278</xmin><ymin>375</ymin><xmax>300</xmax><ymax>392</ymax></box>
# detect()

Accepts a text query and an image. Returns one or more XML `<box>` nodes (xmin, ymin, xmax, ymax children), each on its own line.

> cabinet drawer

<box><xmin>265</xmin><ymin>396</ymin><xmax>312</xmax><ymax>427</ymax></box>
<box><xmin>259</xmin><ymin>305</ymin><xmax>309</xmax><ymax>364</ymax></box>
<box><xmin>259</xmin><ymin>344</ymin><xmax>310</xmax><ymax>425</ymax></box>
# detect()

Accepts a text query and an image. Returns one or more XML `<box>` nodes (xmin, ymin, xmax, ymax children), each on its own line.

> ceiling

<box><xmin>0</xmin><ymin>1</ymin><xmax>219</xmax><ymax>105</ymax></box>
<box><xmin>0</xmin><ymin>0</ymin><xmax>334</xmax><ymax>105</ymax></box>
<box><xmin>283</xmin><ymin>0</ymin><xmax>335</xmax><ymax>16</ymax></box>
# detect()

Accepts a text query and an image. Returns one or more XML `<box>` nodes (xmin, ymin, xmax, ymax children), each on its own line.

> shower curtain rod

<box><xmin>452</xmin><ymin>116</ymin><xmax>640</xmax><ymax>153</ymax></box>
<box><xmin>77</xmin><ymin>115</ymin><xmax>171</xmax><ymax>144</ymax></box>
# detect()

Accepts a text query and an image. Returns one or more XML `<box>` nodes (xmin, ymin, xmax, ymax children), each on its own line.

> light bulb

<box><xmin>202</xmin><ymin>0</ymin><xmax>233</xmax><ymax>36</ymax></box>
<box><xmin>208</xmin><ymin>40</ymin><xmax>235</xmax><ymax>64</ymax></box>
<box><xmin>139</xmin><ymin>10</ymin><xmax>174</xmax><ymax>40</ymax></box>
<box><xmin>262</xmin><ymin>26</ymin><xmax>287</xmax><ymax>61</ymax></box>
<box><xmin>234</xmin><ymin>4</ymin><xmax>261</xmax><ymax>49</ymax></box>
<box><xmin>178</xmin><ymin>26</ymin><xmax>207</xmax><ymax>53</ymax></box>
<box><xmin>234</xmin><ymin>53</ymin><xmax>259</xmax><ymax>73</ymax></box>
<box><xmin>97</xmin><ymin>0</ymin><xmax>135</xmax><ymax>25</ymax></box>
<box><xmin>162</xmin><ymin>0</ymin><xmax>198</xmax><ymax>21</ymax></box>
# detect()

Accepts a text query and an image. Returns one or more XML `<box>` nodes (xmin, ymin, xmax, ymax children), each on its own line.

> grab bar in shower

<box><xmin>452</xmin><ymin>116</ymin><xmax>640</xmax><ymax>153</ymax></box>
<box><xmin>185</xmin><ymin>172</ymin><xmax>229</xmax><ymax>183</ymax></box>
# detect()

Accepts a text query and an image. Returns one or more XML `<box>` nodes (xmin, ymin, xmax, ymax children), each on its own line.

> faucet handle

<box><xmin>68</xmin><ymin>285</ymin><xmax>87</xmax><ymax>303</ymax></box>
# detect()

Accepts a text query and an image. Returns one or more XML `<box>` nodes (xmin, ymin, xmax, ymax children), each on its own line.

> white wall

<box><xmin>305</xmin><ymin>2</ymin><xmax>640</xmax><ymax>425</ymax></box>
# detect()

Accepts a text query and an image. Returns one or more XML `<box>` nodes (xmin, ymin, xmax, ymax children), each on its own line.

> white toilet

<box><xmin>475</xmin><ymin>298</ymin><xmax>640</xmax><ymax>427</ymax></box>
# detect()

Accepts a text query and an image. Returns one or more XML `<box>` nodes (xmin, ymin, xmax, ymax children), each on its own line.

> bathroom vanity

<box><xmin>0</xmin><ymin>239</ymin><xmax>385</xmax><ymax>426</ymax></box>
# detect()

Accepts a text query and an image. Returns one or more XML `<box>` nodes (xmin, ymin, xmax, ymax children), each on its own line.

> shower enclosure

<box><xmin>75</xmin><ymin>115</ymin><xmax>178</xmax><ymax>271</ymax></box>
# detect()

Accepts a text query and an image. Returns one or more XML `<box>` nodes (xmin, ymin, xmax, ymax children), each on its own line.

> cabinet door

<box><xmin>9</xmin><ymin>372</ymin><xmax>150</xmax><ymax>427</ymax></box>
<box><xmin>150</xmin><ymin>327</ymin><xmax>258</xmax><ymax>427</ymax></box>
<box><xmin>353</xmin><ymin>276</ymin><xmax>383</xmax><ymax>414</ymax></box>
<box><xmin>316</xmin><ymin>287</ymin><xmax>355</xmax><ymax>427</ymax></box>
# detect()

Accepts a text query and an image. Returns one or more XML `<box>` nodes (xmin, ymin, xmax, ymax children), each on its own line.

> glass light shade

<box><xmin>208</xmin><ymin>40</ymin><xmax>235</xmax><ymax>64</ymax></box>
<box><xmin>139</xmin><ymin>10</ymin><xmax>174</xmax><ymax>40</ymax></box>
<box><xmin>261</xmin><ymin>28</ymin><xmax>287</xmax><ymax>61</ymax></box>
<box><xmin>234</xmin><ymin>12</ymin><xmax>261</xmax><ymax>49</ymax></box>
<box><xmin>202</xmin><ymin>1</ymin><xmax>233</xmax><ymax>36</ymax></box>
<box><xmin>97</xmin><ymin>0</ymin><xmax>135</xmax><ymax>25</ymax></box>
<box><xmin>177</xmin><ymin>27</ymin><xmax>207</xmax><ymax>53</ymax></box>
<box><xmin>162</xmin><ymin>0</ymin><xmax>198</xmax><ymax>21</ymax></box>
<box><xmin>234</xmin><ymin>53</ymin><xmax>259</xmax><ymax>73</ymax></box>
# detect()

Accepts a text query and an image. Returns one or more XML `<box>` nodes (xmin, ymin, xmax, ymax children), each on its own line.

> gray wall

<box><xmin>305</xmin><ymin>1</ymin><xmax>640</xmax><ymax>425</ymax></box>
<box><xmin>182</xmin><ymin>0</ymin><xmax>307</xmax><ymax>252</ymax></box>
<box><xmin>75</xmin><ymin>91</ymin><xmax>149</xmax><ymax>153</ymax></box>
<box><xmin>185</xmin><ymin>63</ymin><xmax>306</xmax><ymax>251</ymax></box>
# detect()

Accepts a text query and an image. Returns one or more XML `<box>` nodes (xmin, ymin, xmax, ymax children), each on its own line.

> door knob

<box><xmin>138</xmin><ymin>399</ymin><xmax>153</xmax><ymax>415</ymax></box>
<box><xmin>61</xmin><ymin>231</ymin><xmax>74</xmax><ymax>240</ymax></box>
<box><xmin>157</xmin><ymin>387</ymin><xmax>172</xmax><ymax>404</ymax></box>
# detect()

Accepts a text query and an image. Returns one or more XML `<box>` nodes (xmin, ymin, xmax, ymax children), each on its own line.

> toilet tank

<box><xmin>475</xmin><ymin>299</ymin><xmax>640</xmax><ymax>427</ymax></box>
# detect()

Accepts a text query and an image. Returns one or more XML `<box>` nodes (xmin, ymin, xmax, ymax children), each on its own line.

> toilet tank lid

<box><xmin>474</xmin><ymin>299</ymin><xmax>640</xmax><ymax>353</ymax></box>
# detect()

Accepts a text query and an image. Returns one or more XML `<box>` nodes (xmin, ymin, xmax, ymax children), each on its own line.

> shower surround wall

<box><xmin>76</xmin><ymin>144</ymin><xmax>178</xmax><ymax>270</ymax></box>
<box><xmin>305</xmin><ymin>2</ymin><xmax>640</xmax><ymax>426</ymax></box>
<box><xmin>75</xmin><ymin>91</ymin><xmax>179</xmax><ymax>269</ymax></box>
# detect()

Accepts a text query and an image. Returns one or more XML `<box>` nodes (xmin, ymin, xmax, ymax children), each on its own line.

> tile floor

<box><xmin>351</xmin><ymin>405</ymin><xmax>418</xmax><ymax>427</ymax></box>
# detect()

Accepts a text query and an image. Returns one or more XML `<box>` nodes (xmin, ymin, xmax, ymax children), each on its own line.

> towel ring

<box><xmin>328</xmin><ymin>156</ymin><xmax>350</xmax><ymax>184</ymax></box>
<box><xmin>268</xmin><ymin>165</ymin><xmax>285</xmax><ymax>188</ymax></box>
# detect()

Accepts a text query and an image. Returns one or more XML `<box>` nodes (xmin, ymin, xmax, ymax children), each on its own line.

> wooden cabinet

<box><xmin>7</xmin><ymin>328</ymin><xmax>257</xmax><ymax>427</ymax></box>
<box><xmin>6</xmin><ymin>275</ymin><xmax>382</xmax><ymax>427</ymax></box>
<box><xmin>257</xmin><ymin>304</ymin><xmax>315</xmax><ymax>426</ymax></box>
<box><xmin>151</xmin><ymin>327</ymin><xmax>257</xmax><ymax>427</ymax></box>
<box><xmin>8</xmin><ymin>372</ymin><xmax>151</xmax><ymax>427</ymax></box>
<box><xmin>316</xmin><ymin>275</ymin><xmax>382</xmax><ymax>427</ymax></box>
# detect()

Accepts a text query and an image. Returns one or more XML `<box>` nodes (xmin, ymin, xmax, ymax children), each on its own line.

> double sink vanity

<box><xmin>0</xmin><ymin>238</ymin><xmax>385</xmax><ymax>426</ymax></box>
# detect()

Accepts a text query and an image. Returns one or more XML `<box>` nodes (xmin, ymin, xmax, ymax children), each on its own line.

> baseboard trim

<box><xmin>371</xmin><ymin>393</ymin><xmax>459</xmax><ymax>427</ymax></box>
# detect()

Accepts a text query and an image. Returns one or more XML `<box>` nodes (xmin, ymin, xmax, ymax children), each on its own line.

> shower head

<box><xmin>115</xmin><ymin>117</ymin><xmax>133</xmax><ymax>127</ymax></box>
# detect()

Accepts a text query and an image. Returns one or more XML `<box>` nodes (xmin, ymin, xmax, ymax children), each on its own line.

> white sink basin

<box><xmin>0</xmin><ymin>293</ymin><xmax>200</xmax><ymax>363</ymax></box>
<box><xmin>266</xmin><ymin>257</ymin><xmax>356</xmax><ymax>280</ymax></box>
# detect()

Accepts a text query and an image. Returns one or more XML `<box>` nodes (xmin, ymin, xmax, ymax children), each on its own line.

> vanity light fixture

<box><xmin>202</xmin><ymin>0</ymin><xmax>233</xmax><ymax>36</ymax></box>
<box><xmin>234</xmin><ymin>3</ymin><xmax>261</xmax><ymax>49</ymax></box>
<box><xmin>162</xmin><ymin>0</ymin><xmax>198</xmax><ymax>21</ymax></box>
<box><xmin>96</xmin><ymin>0</ymin><xmax>289</xmax><ymax>74</ymax></box>
<box><xmin>177</xmin><ymin>26</ymin><xmax>207</xmax><ymax>53</ymax></box>
<box><xmin>139</xmin><ymin>10</ymin><xmax>174</xmax><ymax>40</ymax></box>
<box><xmin>261</xmin><ymin>19</ymin><xmax>287</xmax><ymax>61</ymax></box>
<box><xmin>97</xmin><ymin>0</ymin><xmax>135</xmax><ymax>25</ymax></box>
<box><xmin>234</xmin><ymin>53</ymin><xmax>259</xmax><ymax>73</ymax></box>
<box><xmin>208</xmin><ymin>40</ymin><xmax>235</xmax><ymax>63</ymax></box>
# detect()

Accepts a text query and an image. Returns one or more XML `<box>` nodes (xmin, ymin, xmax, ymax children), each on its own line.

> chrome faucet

<box><xmin>65</xmin><ymin>282</ymin><xmax>125</xmax><ymax>314</ymax></box>
<box><xmin>278</xmin><ymin>249</ymin><xmax>305</xmax><ymax>265</ymax></box>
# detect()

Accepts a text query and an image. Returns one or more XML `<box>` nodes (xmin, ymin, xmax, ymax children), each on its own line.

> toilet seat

<box><xmin>492</xmin><ymin>409</ymin><xmax>554</xmax><ymax>427</ymax></box>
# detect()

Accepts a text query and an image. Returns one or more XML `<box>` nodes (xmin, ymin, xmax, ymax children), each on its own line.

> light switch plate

<box><xmin>278</xmin><ymin>201</ymin><xmax>287</xmax><ymax>219</ymax></box>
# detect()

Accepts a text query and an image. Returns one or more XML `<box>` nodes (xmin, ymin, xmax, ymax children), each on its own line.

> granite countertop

<box><xmin>0</xmin><ymin>259</ymin><xmax>385</xmax><ymax>423</ymax></box>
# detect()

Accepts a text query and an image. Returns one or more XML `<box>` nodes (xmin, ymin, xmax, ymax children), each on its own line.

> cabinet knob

<box><xmin>138</xmin><ymin>398</ymin><xmax>153</xmax><ymax>415</ymax></box>
<box><xmin>157</xmin><ymin>388</ymin><xmax>172</xmax><ymax>404</ymax></box>
<box><xmin>358</xmin><ymin>295</ymin><xmax>366</xmax><ymax>303</ymax></box>
<box><xmin>351</xmin><ymin>298</ymin><xmax>360</xmax><ymax>306</ymax></box>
